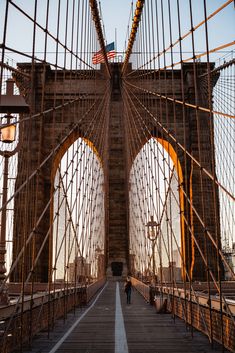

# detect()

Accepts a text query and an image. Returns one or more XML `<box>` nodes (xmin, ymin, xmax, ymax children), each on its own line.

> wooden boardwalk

<box><xmin>23</xmin><ymin>281</ymin><xmax>226</xmax><ymax>353</ymax></box>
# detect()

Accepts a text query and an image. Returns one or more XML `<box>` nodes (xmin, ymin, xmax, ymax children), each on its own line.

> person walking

<box><xmin>124</xmin><ymin>276</ymin><xmax>132</xmax><ymax>304</ymax></box>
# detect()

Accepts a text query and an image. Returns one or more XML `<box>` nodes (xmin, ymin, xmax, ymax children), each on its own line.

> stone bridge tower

<box><xmin>11</xmin><ymin>62</ymin><xmax>222</xmax><ymax>282</ymax></box>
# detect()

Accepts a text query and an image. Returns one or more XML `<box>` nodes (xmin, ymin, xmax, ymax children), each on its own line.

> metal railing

<box><xmin>0</xmin><ymin>278</ymin><xmax>106</xmax><ymax>353</ymax></box>
<box><xmin>132</xmin><ymin>277</ymin><xmax>235</xmax><ymax>353</ymax></box>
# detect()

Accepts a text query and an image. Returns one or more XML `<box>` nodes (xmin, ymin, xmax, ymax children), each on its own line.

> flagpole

<box><xmin>115</xmin><ymin>28</ymin><xmax>117</xmax><ymax>62</ymax></box>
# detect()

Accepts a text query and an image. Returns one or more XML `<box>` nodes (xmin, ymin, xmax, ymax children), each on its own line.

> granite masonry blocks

<box><xmin>12</xmin><ymin>62</ymin><xmax>222</xmax><ymax>281</ymax></box>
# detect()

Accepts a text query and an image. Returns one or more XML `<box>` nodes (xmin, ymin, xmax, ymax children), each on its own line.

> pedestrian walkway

<box><xmin>24</xmin><ymin>281</ymin><xmax>226</xmax><ymax>353</ymax></box>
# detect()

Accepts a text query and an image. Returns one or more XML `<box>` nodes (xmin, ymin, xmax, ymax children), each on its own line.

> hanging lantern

<box><xmin>146</xmin><ymin>215</ymin><xmax>159</xmax><ymax>241</ymax></box>
<box><xmin>1</xmin><ymin>114</ymin><xmax>16</xmax><ymax>143</ymax></box>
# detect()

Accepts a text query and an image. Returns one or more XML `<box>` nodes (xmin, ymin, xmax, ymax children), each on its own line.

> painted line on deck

<box><xmin>115</xmin><ymin>282</ymin><xmax>129</xmax><ymax>353</ymax></box>
<box><xmin>48</xmin><ymin>282</ymin><xmax>108</xmax><ymax>353</ymax></box>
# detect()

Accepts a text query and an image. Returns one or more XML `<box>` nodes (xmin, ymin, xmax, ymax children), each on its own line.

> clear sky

<box><xmin>1</xmin><ymin>0</ymin><xmax>234</xmax><ymax>66</ymax></box>
<box><xmin>100</xmin><ymin>0</ymin><xmax>235</xmax><ymax>51</ymax></box>
<box><xmin>0</xmin><ymin>0</ymin><xmax>134</xmax><ymax>66</ymax></box>
<box><xmin>99</xmin><ymin>0</ymin><xmax>133</xmax><ymax>52</ymax></box>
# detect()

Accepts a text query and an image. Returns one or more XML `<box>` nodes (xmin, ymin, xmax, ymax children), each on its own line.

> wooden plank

<box><xmin>23</xmin><ymin>281</ymin><xmax>228</xmax><ymax>353</ymax></box>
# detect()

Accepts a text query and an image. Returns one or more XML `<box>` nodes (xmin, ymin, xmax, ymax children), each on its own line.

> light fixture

<box><xmin>146</xmin><ymin>215</ymin><xmax>159</xmax><ymax>241</ymax></box>
<box><xmin>0</xmin><ymin>77</ymin><xmax>29</xmax><ymax>305</ymax></box>
<box><xmin>146</xmin><ymin>215</ymin><xmax>159</xmax><ymax>285</ymax></box>
<box><xmin>1</xmin><ymin>114</ymin><xmax>16</xmax><ymax>143</ymax></box>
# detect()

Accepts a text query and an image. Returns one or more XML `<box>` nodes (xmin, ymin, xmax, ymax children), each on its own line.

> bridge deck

<box><xmin>24</xmin><ymin>281</ymin><xmax>226</xmax><ymax>353</ymax></box>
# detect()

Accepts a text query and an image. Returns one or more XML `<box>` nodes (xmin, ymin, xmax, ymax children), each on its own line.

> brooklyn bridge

<box><xmin>0</xmin><ymin>0</ymin><xmax>234</xmax><ymax>352</ymax></box>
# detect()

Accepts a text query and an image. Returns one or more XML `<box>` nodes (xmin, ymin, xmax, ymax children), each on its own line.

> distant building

<box><xmin>129</xmin><ymin>254</ymin><xmax>136</xmax><ymax>275</ymax></box>
<box><xmin>68</xmin><ymin>256</ymin><xmax>91</xmax><ymax>283</ymax></box>
<box><xmin>172</xmin><ymin>248</ymin><xmax>181</xmax><ymax>268</ymax></box>
<box><xmin>97</xmin><ymin>254</ymin><xmax>105</xmax><ymax>279</ymax></box>
<box><xmin>158</xmin><ymin>261</ymin><xmax>182</xmax><ymax>283</ymax></box>
<box><xmin>223</xmin><ymin>243</ymin><xmax>235</xmax><ymax>280</ymax></box>
<box><xmin>85</xmin><ymin>262</ymin><xmax>91</xmax><ymax>279</ymax></box>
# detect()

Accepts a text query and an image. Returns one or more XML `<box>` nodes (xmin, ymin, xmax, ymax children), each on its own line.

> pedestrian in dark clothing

<box><xmin>124</xmin><ymin>276</ymin><xmax>132</xmax><ymax>304</ymax></box>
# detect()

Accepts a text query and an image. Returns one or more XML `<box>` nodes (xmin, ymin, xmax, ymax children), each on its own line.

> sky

<box><xmin>0</xmin><ymin>0</ymin><xmax>234</xmax><ymax>67</ymax></box>
<box><xmin>100</xmin><ymin>0</ymin><xmax>235</xmax><ymax>59</ymax></box>
<box><xmin>99</xmin><ymin>0</ymin><xmax>133</xmax><ymax>52</ymax></box>
<box><xmin>0</xmin><ymin>0</ymin><xmax>133</xmax><ymax>67</ymax></box>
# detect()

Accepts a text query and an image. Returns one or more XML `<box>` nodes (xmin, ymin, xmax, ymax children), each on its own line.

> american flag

<box><xmin>92</xmin><ymin>42</ymin><xmax>116</xmax><ymax>64</ymax></box>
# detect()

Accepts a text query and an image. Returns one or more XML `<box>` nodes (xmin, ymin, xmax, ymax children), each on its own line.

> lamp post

<box><xmin>0</xmin><ymin>115</ymin><xmax>18</xmax><ymax>305</ymax></box>
<box><xmin>0</xmin><ymin>78</ymin><xmax>29</xmax><ymax>305</ymax></box>
<box><xmin>146</xmin><ymin>215</ymin><xmax>159</xmax><ymax>285</ymax></box>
